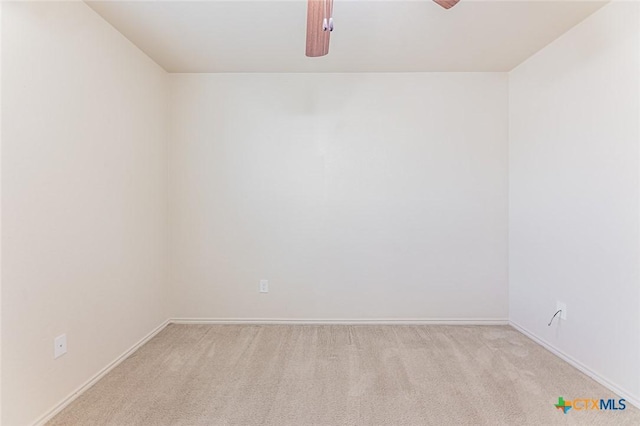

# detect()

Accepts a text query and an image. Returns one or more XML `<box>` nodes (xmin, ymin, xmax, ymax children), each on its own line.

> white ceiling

<box><xmin>87</xmin><ymin>0</ymin><xmax>606</xmax><ymax>73</ymax></box>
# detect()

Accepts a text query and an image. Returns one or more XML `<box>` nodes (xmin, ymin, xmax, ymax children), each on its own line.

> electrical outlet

<box><xmin>259</xmin><ymin>279</ymin><xmax>269</xmax><ymax>293</ymax></box>
<box><xmin>556</xmin><ymin>301</ymin><xmax>567</xmax><ymax>320</ymax></box>
<box><xmin>54</xmin><ymin>334</ymin><xmax>67</xmax><ymax>359</ymax></box>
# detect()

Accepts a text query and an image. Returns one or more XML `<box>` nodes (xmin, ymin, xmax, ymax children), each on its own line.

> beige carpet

<box><xmin>48</xmin><ymin>324</ymin><xmax>639</xmax><ymax>425</ymax></box>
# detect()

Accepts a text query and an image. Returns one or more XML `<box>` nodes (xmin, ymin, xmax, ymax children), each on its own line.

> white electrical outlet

<box><xmin>259</xmin><ymin>279</ymin><xmax>269</xmax><ymax>293</ymax></box>
<box><xmin>556</xmin><ymin>301</ymin><xmax>567</xmax><ymax>320</ymax></box>
<box><xmin>54</xmin><ymin>334</ymin><xmax>67</xmax><ymax>359</ymax></box>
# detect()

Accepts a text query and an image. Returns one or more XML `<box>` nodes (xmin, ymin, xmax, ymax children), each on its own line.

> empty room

<box><xmin>1</xmin><ymin>0</ymin><xmax>640</xmax><ymax>424</ymax></box>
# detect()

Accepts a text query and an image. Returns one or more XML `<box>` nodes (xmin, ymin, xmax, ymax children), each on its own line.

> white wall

<box><xmin>169</xmin><ymin>73</ymin><xmax>509</xmax><ymax>321</ymax></box>
<box><xmin>509</xmin><ymin>1</ymin><xmax>640</xmax><ymax>404</ymax></box>
<box><xmin>1</xmin><ymin>3</ymin><xmax>168</xmax><ymax>425</ymax></box>
<box><xmin>0</xmin><ymin>3</ymin><xmax>4</xmax><ymax>423</ymax></box>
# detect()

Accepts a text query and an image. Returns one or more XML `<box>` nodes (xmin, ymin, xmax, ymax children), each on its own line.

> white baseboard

<box><xmin>510</xmin><ymin>320</ymin><xmax>640</xmax><ymax>409</ymax></box>
<box><xmin>171</xmin><ymin>317</ymin><xmax>509</xmax><ymax>325</ymax></box>
<box><xmin>31</xmin><ymin>319</ymin><xmax>171</xmax><ymax>426</ymax></box>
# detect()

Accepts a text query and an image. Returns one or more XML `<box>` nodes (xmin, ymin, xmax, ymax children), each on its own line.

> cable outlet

<box><xmin>54</xmin><ymin>334</ymin><xmax>67</xmax><ymax>359</ymax></box>
<box><xmin>556</xmin><ymin>301</ymin><xmax>567</xmax><ymax>320</ymax></box>
<box><xmin>259</xmin><ymin>280</ymin><xmax>269</xmax><ymax>293</ymax></box>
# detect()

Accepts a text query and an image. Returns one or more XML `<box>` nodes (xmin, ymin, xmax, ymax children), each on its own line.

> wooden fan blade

<box><xmin>433</xmin><ymin>0</ymin><xmax>460</xmax><ymax>9</ymax></box>
<box><xmin>306</xmin><ymin>0</ymin><xmax>330</xmax><ymax>57</ymax></box>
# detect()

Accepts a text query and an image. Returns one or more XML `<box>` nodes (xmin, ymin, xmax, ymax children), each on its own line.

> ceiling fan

<box><xmin>306</xmin><ymin>0</ymin><xmax>460</xmax><ymax>57</ymax></box>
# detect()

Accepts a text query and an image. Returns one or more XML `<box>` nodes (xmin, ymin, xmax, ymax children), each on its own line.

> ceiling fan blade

<box><xmin>433</xmin><ymin>0</ymin><xmax>460</xmax><ymax>9</ymax></box>
<box><xmin>306</xmin><ymin>0</ymin><xmax>330</xmax><ymax>57</ymax></box>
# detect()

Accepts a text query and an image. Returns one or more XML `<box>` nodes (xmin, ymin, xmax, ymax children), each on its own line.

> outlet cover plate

<box><xmin>259</xmin><ymin>280</ymin><xmax>269</xmax><ymax>293</ymax></box>
<box><xmin>556</xmin><ymin>301</ymin><xmax>567</xmax><ymax>320</ymax></box>
<box><xmin>54</xmin><ymin>334</ymin><xmax>67</xmax><ymax>359</ymax></box>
